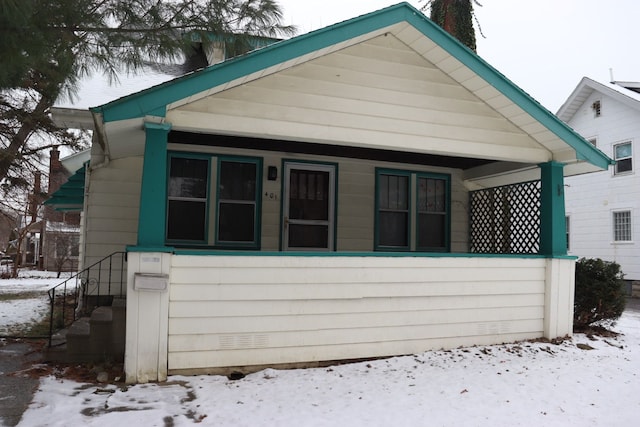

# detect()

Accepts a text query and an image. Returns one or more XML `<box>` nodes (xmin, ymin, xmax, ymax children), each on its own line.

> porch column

<box><xmin>137</xmin><ymin>121</ymin><xmax>171</xmax><ymax>247</ymax></box>
<box><xmin>539</xmin><ymin>161</ymin><xmax>567</xmax><ymax>256</ymax></box>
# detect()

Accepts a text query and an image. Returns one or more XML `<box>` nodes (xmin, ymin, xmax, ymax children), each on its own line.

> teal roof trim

<box><xmin>91</xmin><ymin>2</ymin><xmax>612</xmax><ymax>170</ymax></box>
<box><xmin>44</xmin><ymin>163</ymin><xmax>86</xmax><ymax>211</ymax></box>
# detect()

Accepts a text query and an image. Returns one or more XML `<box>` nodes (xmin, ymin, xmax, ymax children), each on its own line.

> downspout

<box><xmin>89</xmin><ymin>111</ymin><xmax>111</xmax><ymax>170</ymax></box>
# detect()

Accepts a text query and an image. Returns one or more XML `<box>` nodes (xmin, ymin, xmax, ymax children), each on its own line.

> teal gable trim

<box><xmin>138</xmin><ymin>122</ymin><xmax>172</xmax><ymax>246</ymax></box>
<box><xmin>92</xmin><ymin>2</ymin><xmax>611</xmax><ymax>170</ymax></box>
<box><xmin>44</xmin><ymin>163</ymin><xmax>87</xmax><ymax>211</ymax></box>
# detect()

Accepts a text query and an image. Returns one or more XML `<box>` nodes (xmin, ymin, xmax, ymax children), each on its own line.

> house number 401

<box><xmin>265</xmin><ymin>192</ymin><xmax>278</xmax><ymax>200</ymax></box>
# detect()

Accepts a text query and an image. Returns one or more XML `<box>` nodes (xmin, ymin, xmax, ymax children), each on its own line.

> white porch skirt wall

<box><xmin>125</xmin><ymin>253</ymin><xmax>575</xmax><ymax>383</ymax></box>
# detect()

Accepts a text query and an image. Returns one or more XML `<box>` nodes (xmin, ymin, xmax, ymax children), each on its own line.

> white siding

<box><xmin>84</xmin><ymin>157</ymin><xmax>142</xmax><ymax>265</ymax></box>
<box><xmin>167</xmin><ymin>34</ymin><xmax>549</xmax><ymax>165</ymax></box>
<box><xmin>565</xmin><ymin>91</ymin><xmax>640</xmax><ymax>280</ymax></box>
<box><xmin>82</xmin><ymin>157</ymin><xmax>142</xmax><ymax>295</ymax></box>
<box><xmin>166</xmin><ymin>255</ymin><xmax>547</xmax><ymax>373</ymax></box>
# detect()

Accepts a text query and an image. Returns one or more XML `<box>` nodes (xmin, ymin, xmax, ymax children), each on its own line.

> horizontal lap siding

<box><xmin>167</xmin><ymin>256</ymin><xmax>546</xmax><ymax>371</ymax></box>
<box><xmin>83</xmin><ymin>157</ymin><xmax>141</xmax><ymax>291</ymax></box>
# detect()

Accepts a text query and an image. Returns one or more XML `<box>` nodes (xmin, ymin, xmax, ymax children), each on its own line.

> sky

<box><xmin>277</xmin><ymin>0</ymin><xmax>640</xmax><ymax>113</ymax></box>
<box><xmin>4</xmin><ymin>273</ymin><xmax>638</xmax><ymax>426</ymax></box>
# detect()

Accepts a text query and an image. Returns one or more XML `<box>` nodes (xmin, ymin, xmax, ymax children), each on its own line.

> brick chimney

<box><xmin>29</xmin><ymin>172</ymin><xmax>42</xmax><ymax>222</ymax></box>
<box><xmin>48</xmin><ymin>148</ymin><xmax>64</xmax><ymax>195</ymax></box>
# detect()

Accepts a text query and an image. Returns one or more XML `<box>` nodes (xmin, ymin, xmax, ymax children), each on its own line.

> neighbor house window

<box><xmin>376</xmin><ymin>169</ymin><xmax>450</xmax><ymax>252</ymax></box>
<box><xmin>591</xmin><ymin>100</ymin><xmax>601</xmax><ymax>117</ymax></box>
<box><xmin>166</xmin><ymin>153</ymin><xmax>262</xmax><ymax>248</ymax></box>
<box><xmin>614</xmin><ymin>142</ymin><xmax>632</xmax><ymax>174</ymax></box>
<box><xmin>613</xmin><ymin>211</ymin><xmax>632</xmax><ymax>242</ymax></box>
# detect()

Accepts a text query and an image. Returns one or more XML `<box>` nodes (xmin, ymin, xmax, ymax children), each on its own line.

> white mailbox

<box><xmin>134</xmin><ymin>273</ymin><xmax>169</xmax><ymax>291</ymax></box>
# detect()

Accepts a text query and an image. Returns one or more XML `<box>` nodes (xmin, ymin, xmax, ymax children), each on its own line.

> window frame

<box><xmin>375</xmin><ymin>169</ymin><xmax>411</xmax><ymax>251</ymax></box>
<box><xmin>613</xmin><ymin>141</ymin><xmax>633</xmax><ymax>175</ymax></box>
<box><xmin>165</xmin><ymin>152</ymin><xmax>263</xmax><ymax>249</ymax></box>
<box><xmin>375</xmin><ymin>168</ymin><xmax>451</xmax><ymax>252</ymax></box>
<box><xmin>214</xmin><ymin>155</ymin><xmax>263</xmax><ymax>249</ymax></box>
<box><xmin>612</xmin><ymin>210</ymin><xmax>632</xmax><ymax>243</ymax></box>
<box><xmin>166</xmin><ymin>152</ymin><xmax>212</xmax><ymax>245</ymax></box>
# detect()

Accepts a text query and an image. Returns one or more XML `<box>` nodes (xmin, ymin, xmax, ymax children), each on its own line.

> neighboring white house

<box><xmin>558</xmin><ymin>77</ymin><xmax>639</xmax><ymax>295</ymax></box>
<box><xmin>50</xmin><ymin>3</ymin><xmax>612</xmax><ymax>383</ymax></box>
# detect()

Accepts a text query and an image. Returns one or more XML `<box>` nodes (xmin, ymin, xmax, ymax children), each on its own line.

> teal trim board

<box><xmin>137</xmin><ymin>122</ymin><xmax>172</xmax><ymax>247</ymax></box>
<box><xmin>539</xmin><ymin>161</ymin><xmax>567</xmax><ymax>256</ymax></box>
<box><xmin>90</xmin><ymin>2</ymin><xmax>611</xmax><ymax>171</ymax></box>
<box><xmin>44</xmin><ymin>163</ymin><xmax>87</xmax><ymax>211</ymax></box>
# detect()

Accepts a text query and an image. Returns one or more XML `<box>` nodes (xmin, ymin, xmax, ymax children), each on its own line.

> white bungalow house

<box><xmin>559</xmin><ymin>77</ymin><xmax>640</xmax><ymax>295</ymax></box>
<box><xmin>50</xmin><ymin>3</ymin><xmax>611</xmax><ymax>383</ymax></box>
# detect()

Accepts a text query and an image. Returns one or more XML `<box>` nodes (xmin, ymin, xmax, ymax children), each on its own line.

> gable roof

<box><xmin>557</xmin><ymin>76</ymin><xmax>640</xmax><ymax>122</ymax></box>
<box><xmin>90</xmin><ymin>2</ymin><xmax>612</xmax><ymax>172</ymax></box>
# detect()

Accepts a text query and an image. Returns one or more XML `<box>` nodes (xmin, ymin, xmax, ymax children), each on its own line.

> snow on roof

<box><xmin>45</xmin><ymin>221</ymin><xmax>80</xmax><ymax>233</ymax></box>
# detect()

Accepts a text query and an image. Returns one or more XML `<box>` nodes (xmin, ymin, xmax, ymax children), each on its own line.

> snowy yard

<box><xmin>0</xmin><ymin>271</ymin><xmax>70</xmax><ymax>336</ymax></box>
<box><xmin>2</xmin><ymin>272</ymin><xmax>639</xmax><ymax>426</ymax></box>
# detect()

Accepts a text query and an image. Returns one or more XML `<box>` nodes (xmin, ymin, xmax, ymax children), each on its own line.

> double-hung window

<box><xmin>166</xmin><ymin>153</ymin><xmax>262</xmax><ymax>248</ymax></box>
<box><xmin>167</xmin><ymin>155</ymin><xmax>209</xmax><ymax>242</ymax></box>
<box><xmin>613</xmin><ymin>210</ymin><xmax>632</xmax><ymax>242</ymax></box>
<box><xmin>614</xmin><ymin>142</ymin><xmax>632</xmax><ymax>174</ymax></box>
<box><xmin>376</xmin><ymin>169</ymin><xmax>450</xmax><ymax>252</ymax></box>
<box><xmin>216</xmin><ymin>157</ymin><xmax>261</xmax><ymax>247</ymax></box>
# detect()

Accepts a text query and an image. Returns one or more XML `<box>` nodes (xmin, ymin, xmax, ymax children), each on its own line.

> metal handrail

<box><xmin>47</xmin><ymin>251</ymin><xmax>126</xmax><ymax>347</ymax></box>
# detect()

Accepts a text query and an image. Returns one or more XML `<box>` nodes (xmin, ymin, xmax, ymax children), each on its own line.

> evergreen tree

<box><xmin>0</xmin><ymin>0</ymin><xmax>295</xmax><ymax>189</ymax></box>
<box><xmin>424</xmin><ymin>0</ymin><xmax>478</xmax><ymax>52</ymax></box>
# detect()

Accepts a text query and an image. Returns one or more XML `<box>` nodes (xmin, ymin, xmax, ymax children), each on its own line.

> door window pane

<box><xmin>289</xmin><ymin>170</ymin><xmax>329</xmax><ymax>221</ymax></box>
<box><xmin>288</xmin><ymin>224</ymin><xmax>329</xmax><ymax>248</ymax></box>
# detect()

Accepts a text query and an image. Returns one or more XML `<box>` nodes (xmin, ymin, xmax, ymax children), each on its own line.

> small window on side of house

<box><xmin>588</xmin><ymin>138</ymin><xmax>597</xmax><ymax>147</ymax></box>
<box><xmin>613</xmin><ymin>210</ymin><xmax>632</xmax><ymax>242</ymax></box>
<box><xmin>591</xmin><ymin>100</ymin><xmax>601</xmax><ymax>117</ymax></box>
<box><xmin>614</xmin><ymin>142</ymin><xmax>633</xmax><ymax>175</ymax></box>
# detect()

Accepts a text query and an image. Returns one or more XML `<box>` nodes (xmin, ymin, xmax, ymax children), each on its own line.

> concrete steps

<box><xmin>46</xmin><ymin>299</ymin><xmax>126</xmax><ymax>364</ymax></box>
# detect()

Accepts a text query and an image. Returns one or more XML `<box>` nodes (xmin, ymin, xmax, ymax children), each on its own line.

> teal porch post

<box><xmin>539</xmin><ymin>161</ymin><xmax>567</xmax><ymax>256</ymax></box>
<box><xmin>137</xmin><ymin>122</ymin><xmax>172</xmax><ymax>247</ymax></box>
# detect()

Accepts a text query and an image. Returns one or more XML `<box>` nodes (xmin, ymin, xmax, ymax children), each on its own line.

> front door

<box><xmin>282</xmin><ymin>162</ymin><xmax>335</xmax><ymax>251</ymax></box>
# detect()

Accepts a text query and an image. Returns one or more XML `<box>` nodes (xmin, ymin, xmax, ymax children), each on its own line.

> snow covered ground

<box><xmin>3</xmin><ymin>273</ymin><xmax>639</xmax><ymax>426</ymax></box>
<box><xmin>0</xmin><ymin>271</ymin><xmax>71</xmax><ymax>336</ymax></box>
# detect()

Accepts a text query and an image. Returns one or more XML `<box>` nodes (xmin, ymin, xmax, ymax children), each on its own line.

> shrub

<box><xmin>574</xmin><ymin>258</ymin><xmax>626</xmax><ymax>329</ymax></box>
